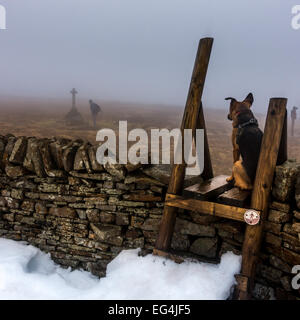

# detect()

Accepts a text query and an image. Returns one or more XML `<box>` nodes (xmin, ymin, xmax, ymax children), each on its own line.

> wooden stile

<box><xmin>153</xmin><ymin>38</ymin><xmax>288</xmax><ymax>300</ymax></box>
<box><xmin>277</xmin><ymin>110</ymin><xmax>288</xmax><ymax>165</ymax></box>
<box><xmin>236</xmin><ymin>98</ymin><xmax>287</xmax><ymax>300</ymax></box>
<box><xmin>183</xmin><ymin>175</ymin><xmax>231</xmax><ymax>200</ymax></box>
<box><xmin>196</xmin><ymin>101</ymin><xmax>214</xmax><ymax>180</ymax></box>
<box><xmin>155</xmin><ymin>38</ymin><xmax>214</xmax><ymax>251</ymax></box>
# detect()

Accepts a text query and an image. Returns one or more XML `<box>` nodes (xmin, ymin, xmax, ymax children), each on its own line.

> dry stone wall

<box><xmin>0</xmin><ymin>134</ymin><xmax>299</xmax><ymax>300</ymax></box>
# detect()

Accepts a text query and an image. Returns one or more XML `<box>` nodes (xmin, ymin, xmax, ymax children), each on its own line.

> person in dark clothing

<box><xmin>89</xmin><ymin>100</ymin><xmax>102</xmax><ymax>128</ymax></box>
<box><xmin>291</xmin><ymin>106</ymin><xmax>298</xmax><ymax>137</ymax></box>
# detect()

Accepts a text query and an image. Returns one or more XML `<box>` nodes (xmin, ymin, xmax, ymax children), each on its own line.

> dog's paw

<box><xmin>226</xmin><ymin>176</ymin><xmax>234</xmax><ymax>182</ymax></box>
<box><xmin>234</xmin><ymin>182</ymin><xmax>252</xmax><ymax>191</ymax></box>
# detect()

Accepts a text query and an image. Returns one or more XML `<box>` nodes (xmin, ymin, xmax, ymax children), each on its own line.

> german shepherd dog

<box><xmin>225</xmin><ymin>93</ymin><xmax>263</xmax><ymax>190</ymax></box>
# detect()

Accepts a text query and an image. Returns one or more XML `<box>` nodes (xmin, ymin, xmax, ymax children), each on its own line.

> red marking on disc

<box><xmin>244</xmin><ymin>210</ymin><xmax>260</xmax><ymax>225</ymax></box>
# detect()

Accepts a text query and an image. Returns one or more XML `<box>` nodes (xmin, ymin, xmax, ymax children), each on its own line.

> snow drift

<box><xmin>0</xmin><ymin>238</ymin><xmax>241</xmax><ymax>300</ymax></box>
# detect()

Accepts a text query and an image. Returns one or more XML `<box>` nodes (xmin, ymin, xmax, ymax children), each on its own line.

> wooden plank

<box><xmin>183</xmin><ymin>175</ymin><xmax>231</xmax><ymax>200</ymax></box>
<box><xmin>277</xmin><ymin>110</ymin><xmax>288</xmax><ymax>165</ymax></box>
<box><xmin>155</xmin><ymin>38</ymin><xmax>214</xmax><ymax>251</ymax></box>
<box><xmin>234</xmin><ymin>275</ymin><xmax>249</xmax><ymax>296</ymax></box>
<box><xmin>165</xmin><ymin>193</ymin><xmax>251</xmax><ymax>223</ymax></box>
<box><xmin>237</xmin><ymin>98</ymin><xmax>287</xmax><ymax>300</ymax></box>
<box><xmin>196</xmin><ymin>101</ymin><xmax>214</xmax><ymax>180</ymax></box>
<box><xmin>217</xmin><ymin>187</ymin><xmax>250</xmax><ymax>208</ymax></box>
<box><xmin>152</xmin><ymin>248</ymin><xmax>184</xmax><ymax>264</ymax></box>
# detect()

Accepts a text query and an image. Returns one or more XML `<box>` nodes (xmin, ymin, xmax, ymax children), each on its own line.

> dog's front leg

<box><xmin>232</xmin><ymin>160</ymin><xmax>253</xmax><ymax>190</ymax></box>
<box><xmin>227</xmin><ymin>129</ymin><xmax>240</xmax><ymax>182</ymax></box>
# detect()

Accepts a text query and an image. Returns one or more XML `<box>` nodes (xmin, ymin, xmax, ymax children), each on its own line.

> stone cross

<box><xmin>70</xmin><ymin>88</ymin><xmax>78</xmax><ymax>111</ymax></box>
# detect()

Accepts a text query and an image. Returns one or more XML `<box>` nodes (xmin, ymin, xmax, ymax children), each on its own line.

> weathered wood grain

<box><xmin>237</xmin><ymin>98</ymin><xmax>287</xmax><ymax>300</ymax></box>
<box><xmin>183</xmin><ymin>175</ymin><xmax>231</xmax><ymax>200</ymax></box>
<box><xmin>155</xmin><ymin>38</ymin><xmax>214</xmax><ymax>251</ymax></box>
<box><xmin>217</xmin><ymin>187</ymin><xmax>250</xmax><ymax>208</ymax></box>
<box><xmin>165</xmin><ymin>193</ymin><xmax>252</xmax><ymax>223</ymax></box>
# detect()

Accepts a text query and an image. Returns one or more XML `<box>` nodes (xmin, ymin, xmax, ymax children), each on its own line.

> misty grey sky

<box><xmin>0</xmin><ymin>0</ymin><xmax>300</xmax><ymax>112</ymax></box>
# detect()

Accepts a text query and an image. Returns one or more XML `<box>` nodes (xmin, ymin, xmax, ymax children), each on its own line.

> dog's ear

<box><xmin>225</xmin><ymin>97</ymin><xmax>236</xmax><ymax>103</ymax></box>
<box><xmin>243</xmin><ymin>93</ymin><xmax>254</xmax><ymax>107</ymax></box>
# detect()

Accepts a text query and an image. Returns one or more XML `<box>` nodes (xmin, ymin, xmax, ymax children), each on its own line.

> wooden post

<box><xmin>277</xmin><ymin>110</ymin><xmax>288</xmax><ymax>165</ymax></box>
<box><xmin>237</xmin><ymin>98</ymin><xmax>287</xmax><ymax>300</ymax></box>
<box><xmin>196</xmin><ymin>102</ymin><xmax>214</xmax><ymax>180</ymax></box>
<box><xmin>155</xmin><ymin>38</ymin><xmax>214</xmax><ymax>251</ymax></box>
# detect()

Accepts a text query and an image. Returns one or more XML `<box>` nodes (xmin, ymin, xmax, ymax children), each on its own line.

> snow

<box><xmin>0</xmin><ymin>238</ymin><xmax>241</xmax><ymax>300</ymax></box>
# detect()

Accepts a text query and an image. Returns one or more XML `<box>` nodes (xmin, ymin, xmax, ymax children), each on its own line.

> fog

<box><xmin>0</xmin><ymin>0</ymin><xmax>299</xmax><ymax>111</ymax></box>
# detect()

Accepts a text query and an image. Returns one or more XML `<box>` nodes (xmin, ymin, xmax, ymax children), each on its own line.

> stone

<box><xmin>90</xmin><ymin>223</ymin><xmax>123</xmax><ymax>246</ymax></box>
<box><xmin>2</xmin><ymin>136</ymin><xmax>16</xmax><ymax>166</ymax></box>
<box><xmin>74</xmin><ymin>144</ymin><xmax>92</xmax><ymax>173</ymax></box>
<box><xmin>190</xmin><ymin>237</ymin><xmax>218</xmax><ymax>258</ymax></box>
<box><xmin>123</xmin><ymin>194</ymin><xmax>162</xmax><ymax>202</ymax></box>
<box><xmin>35</xmin><ymin>202</ymin><xmax>48</xmax><ymax>214</ymax></box>
<box><xmin>5</xmin><ymin>165</ymin><xmax>26</xmax><ymax>178</ymax></box>
<box><xmin>3</xmin><ymin>213</ymin><xmax>14</xmax><ymax>222</ymax></box>
<box><xmin>86</xmin><ymin>209</ymin><xmax>100</xmax><ymax>223</ymax></box>
<box><xmin>125</xmin><ymin>172</ymin><xmax>164</xmax><ymax>186</ymax></box>
<box><xmin>9</xmin><ymin>137</ymin><xmax>27</xmax><ymax>164</ymax></box>
<box><xmin>131</xmin><ymin>216</ymin><xmax>145</xmax><ymax>228</ymax></box>
<box><xmin>264</xmin><ymin>221</ymin><xmax>282</xmax><ymax>235</ymax></box>
<box><xmin>100</xmin><ymin>212</ymin><xmax>115</xmax><ymax>224</ymax></box>
<box><xmin>23</xmin><ymin>138</ymin><xmax>35</xmax><ymax>172</ymax></box>
<box><xmin>283</xmin><ymin>223</ymin><xmax>298</xmax><ymax>236</ymax></box>
<box><xmin>0</xmin><ymin>196</ymin><xmax>7</xmax><ymax>207</ymax></box>
<box><xmin>270</xmin><ymin>201</ymin><xmax>290</xmax><ymax>213</ymax></box>
<box><xmin>125</xmin><ymin>228</ymin><xmax>143</xmax><ymax>240</ymax></box>
<box><xmin>142</xmin><ymin>165</ymin><xmax>171</xmax><ymax>185</ymax></box>
<box><xmin>115</xmin><ymin>213</ymin><xmax>130</xmax><ymax>226</ymax></box>
<box><xmin>175</xmin><ymin>218</ymin><xmax>215</xmax><ymax>237</ymax></box>
<box><xmin>214</xmin><ymin>221</ymin><xmax>243</xmax><ymax>234</ymax></box>
<box><xmin>190</xmin><ymin>211</ymin><xmax>219</xmax><ymax>224</ymax></box>
<box><xmin>5</xmin><ymin>197</ymin><xmax>19</xmax><ymax>209</ymax></box>
<box><xmin>292</xmin><ymin>223</ymin><xmax>300</xmax><ymax>233</ymax></box>
<box><xmin>268</xmin><ymin>210</ymin><xmax>291</xmax><ymax>224</ymax></box>
<box><xmin>257</xmin><ymin>264</ymin><xmax>282</xmax><ymax>284</ymax></box>
<box><xmin>21</xmin><ymin>200</ymin><xmax>35</xmax><ymax>212</ymax></box>
<box><xmin>88</xmin><ymin>146</ymin><xmax>104</xmax><ymax>172</ymax></box>
<box><xmin>294</xmin><ymin>210</ymin><xmax>300</xmax><ymax>220</ymax></box>
<box><xmin>280</xmin><ymin>276</ymin><xmax>292</xmax><ymax>291</ymax></box>
<box><xmin>219</xmin><ymin>241</ymin><xmax>241</xmax><ymax>256</ymax></box>
<box><xmin>252</xmin><ymin>283</ymin><xmax>275</xmax><ymax>300</ymax></box>
<box><xmin>49</xmin><ymin>207</ymin><xmax>77</xmax><ymax>218</ymax></box>
<box><xmin>141</xmin><ymin>218</ymin><xmax>161</xmax><ymax>231</ymax></box>
<box><xmin>104</xmin><ymin>163</ymin><xmax>126</xmax><ymax>180</ymax></box>
<box><xmin>61</xmin><ymin>143</ymin><xmax>78</xmax><ymax>172</ymax></box>
<box><xmin>281</xmin><ymin>232</ymin><xmax>300</xmax><ymax>248</ymax></box>
<box><xmin>171</xmin><ymin>233</ymin><xmax>190</xmax><ymax>251</ymax></box>
<box><xmin>69</xmin><ymin>171</ymin><xmax>113</xmax><ymax>181</ymax></box>
<box><xmin>272</xmin><ymin>160</ymin><xmax>300</xmax><ymax>202</ymax></box>
<box><xmin>11</xmin><ymin>189</ymin><xmax>23</xmax><ymax>200</ymax></box>
<box><xmin>269</xmin><ymin>255</ymin><xmax>291</xmax><ymax>273</ymax></box>
<box><xmin>0</xmin><ymin>136</ymin><xmax>6</xmax><ymax>168</ymax></box>
<box><xmin>27</xmin><ymin>139</ymin><xmax>46</xmax><ymax>177</ymax></box>
<box><xmin>49</xmin><ymin>140</ymin><xmax>70</xmax><ymax>169</ymax></box>
<box><xmin>265</xmin><ymin>233</ymin><xmax>282</xmax><ymax>247</ymax></box>
<box><xmin>125</xmin><ymin>162</ymin><xmax>143</xmax><ymax>173</ymax></box>
<box><xmin>296</xmin><ymin>172</ymin><xmax>300</xmax><ymax>210</ymax></box>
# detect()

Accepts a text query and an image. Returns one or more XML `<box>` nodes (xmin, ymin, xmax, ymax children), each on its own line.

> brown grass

<box><xmin>0</xmin><ymin>97</ymin><xmax>299</xmax><ymax>176</ymax></box>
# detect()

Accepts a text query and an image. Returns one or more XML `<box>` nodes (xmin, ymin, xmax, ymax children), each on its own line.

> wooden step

<box><xmin>183</xmin><ymin>175</ymin><xmax>232</xmax><ymax>200</ymax></box>
<box><xmin>152</xmin><ymin>248</ymin><xmax>184</xmax><ymax>264</ymax></box>
<box><xmin>218</xmin><ymin>187</ymin><xmax>251</xmax><ymax>208</ymax></box>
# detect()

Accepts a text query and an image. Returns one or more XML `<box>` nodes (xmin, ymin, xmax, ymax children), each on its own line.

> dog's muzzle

<box><xmin>227</xmin><ymin>114</ymin><xmax>232</xmax><ymax>121</ymax></box>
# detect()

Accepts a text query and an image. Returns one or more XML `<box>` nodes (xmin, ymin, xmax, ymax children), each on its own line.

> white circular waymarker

<box><xmin>244</xmin><ymin>210</ymin><xmax>260</xmax><ymax>225</ymax></box>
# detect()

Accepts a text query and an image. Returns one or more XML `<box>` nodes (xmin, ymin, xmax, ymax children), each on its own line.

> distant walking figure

<box><xmin>89</xmin><ymin>100</ymin><xmax>102</xmax><ymax>128</ymax></box>
<box><xmin>291</xmin><ymin>106</ymin><xmax>298</xmax><ymax>137</ymax></box>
